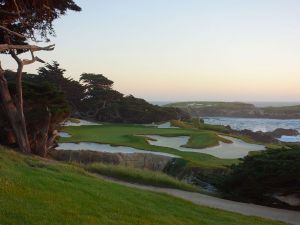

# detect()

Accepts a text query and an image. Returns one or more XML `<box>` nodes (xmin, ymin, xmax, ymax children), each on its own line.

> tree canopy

<box><xmin>0</xmin><ymin>0</ymin><xmax>81</xmax><ymax>47</ymax></box>
<box><xmin>0</xmin><ymin>0</ymin><xmax>80</xmax><ymax>154</ymax></box>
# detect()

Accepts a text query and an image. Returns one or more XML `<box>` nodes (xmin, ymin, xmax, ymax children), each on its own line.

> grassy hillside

<box><xmin>165</xmin><ymin>101</ymin><xmax>254</xmax><ymax>109</ymax></box>
<box><xmin>0</xmin><ymin>146</ymin><xmax>286</xmax><ymax>225</ymax></box>
<box><xmin>165</xmin><ymin>101</ymin><xmax>300</xmax><ymax>119</ymax></box>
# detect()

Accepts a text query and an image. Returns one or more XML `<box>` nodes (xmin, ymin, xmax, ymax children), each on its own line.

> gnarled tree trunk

<box><xmin>33</xmin><ymin>109</ymin><xmax>51</xmax><ymax>157</ymax></box>
<box><xmin>0</xmin><ymin>67</ymin><xmax>31</xmax><ymax>153</ymax></box>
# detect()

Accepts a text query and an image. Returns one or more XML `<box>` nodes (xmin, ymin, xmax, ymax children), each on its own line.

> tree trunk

<box><xmin>0</xmin><ymin>69</ymin><xmax>31</xmax><ymax>153</ymax></box>
<box><xmin>11</xmin><ymin>51</ymin><xmax>31</xmax><ymax>152</ymax></box>
<box><xmin>34</xmin><ymin>109</ymin><xmax>51</xmax><ymax>157</ymax></box>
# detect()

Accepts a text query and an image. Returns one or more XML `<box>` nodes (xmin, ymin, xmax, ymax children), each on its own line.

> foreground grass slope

<box><xmin>0</xmin><ymin>147</ymin><xmax>285</xmax><ymax>225</ymax></box>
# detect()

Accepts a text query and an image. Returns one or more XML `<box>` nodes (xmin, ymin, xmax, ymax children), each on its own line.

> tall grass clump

<box><xmin>87</xmin><ymin>163</ymin><xmax>199</xmax><ymax>192</ymax></box>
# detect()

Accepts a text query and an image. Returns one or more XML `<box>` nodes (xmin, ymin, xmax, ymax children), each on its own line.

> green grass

<box><xmin>0</xmin><ymin>147</ymin><xmax>287</xmax><ymax>225</ymax></box>
<box><xmin>266</xmin><ymin>144</ymin><xmax>292</xmax><ymax>150</ymax></box>
<box><xmin>183</xmin><ymin>133</ymin><xmax>220</xmax><ymax>148</ymax></box>
<box><xmin>86</xmin><ymin>163</ymin><xmax>198</xmax><ymax>192</ymax></box>
<box><xmin>60</xmin><ymin>124</ymin><xmax>237</xmax><ymax>169</ymax></box>
<box><xmin>184</xmin><ymin>133</ymin><xmax>233</xmax><ymax>149</ymax></box>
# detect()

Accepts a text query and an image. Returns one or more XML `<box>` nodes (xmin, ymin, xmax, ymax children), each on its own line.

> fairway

<box><xmin>61</xmin><ymin>123</ymin><xmax>237</xmax><ymax>169</ymax></box>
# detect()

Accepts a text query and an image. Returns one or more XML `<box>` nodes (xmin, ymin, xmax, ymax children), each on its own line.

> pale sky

<box><xmin>2</xmin><ymin>0</ymin><xmax>300</xmax><ymax>102</ymax></box>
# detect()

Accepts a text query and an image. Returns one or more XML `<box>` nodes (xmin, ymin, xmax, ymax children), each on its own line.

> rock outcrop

<box><xmin>266</xmin><ymin>128</ymin><xmax>299</xmax><ymax>138</ymax></box>
<box><xmin>50</xmin><ymin>150</ymin><xmax>172</xmax><ymax>171</ymax></box>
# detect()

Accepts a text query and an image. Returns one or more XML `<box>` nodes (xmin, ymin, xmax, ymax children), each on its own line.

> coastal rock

<box><xmin>233</xmin><ymin>129</ymin><xmax>278</xmax><ymax>144</ymax></box>
<box><xmin>50</xmin><ymin>150</ymin><xmax>171</xmax><ymax>171</ymax></box>
<box><xmin>267</xmin><ymin>128</ymin><xmax>299</xmax><ymax>138</ymax></box>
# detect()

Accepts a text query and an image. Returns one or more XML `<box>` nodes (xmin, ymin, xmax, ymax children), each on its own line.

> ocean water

<box><xmin>204</xmin><ymin>117</ymin><xmax>300</xmax><ymax>142</ymax></box>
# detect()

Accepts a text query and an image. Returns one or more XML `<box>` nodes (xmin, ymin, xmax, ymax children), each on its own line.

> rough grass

<box><xmin>86</xmin><ymin>163</ymin><xmax>199</xmax><ymax>192</ymax></box>
<box><xmin>60</xmin><ymin>124</ymin><xmax>238</xmax><ymax>169</ymax></box>
<box><xmin>183</xmin><ymin>133</ymin><xmax>232</xmax><ymax>149</ymax></box>
<box><xmin>266</xmin><ymin>144</ymin><xmax>291</xmax><ymax>150</ymax></box>
<box><xmin>171</xmin><ymin>119</ymin><xmax>231</xmax><ymax>134</ymax></box>
<box><xmin>0</xmin><ymin>147</ymin><xmax>287</xmax><ymax>225</ymax></box>
<box><xmin>183</xmin><ymin>133</ymin><xmax>220</xmax><ymax>148</ymax></box>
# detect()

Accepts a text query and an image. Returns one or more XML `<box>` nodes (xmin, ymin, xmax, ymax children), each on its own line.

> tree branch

<box><xmin>13</xmin><ymin>0</ymin><xmax>21</xmax><ymax>18</ymax></box>
<box><xmin>0</xmin><ymin>25</ymin><xmax>26</xmax><ymax>39</ymax></box>
<box><xmin>22</xmin><ymin>51</ymin><xmax>45</xmax><ymax>65</ymax></box>
<box><xmin>0</xmin><ymin>9</ymin><xmax>25</xmax><ymax>16</ymax></box>
<box><xmin>0</xmin><ymin>44</ymin><xmax>55</xmax><ymax>52</ymax></box>
<box><xmin>10</xmin><ymin>50</ymin><xmax>24</xmax><ymax>111</ymax></box>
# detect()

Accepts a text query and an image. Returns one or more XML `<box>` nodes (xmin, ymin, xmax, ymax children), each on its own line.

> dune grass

<box><xmin>0</xmin><ymin>147</ymin><xmax>287</xmax><ymax>225</ymax></box>
<box><xmin>86</xmin><ymin>163</ymin><xmax>199</xmax><ymax>192</ymax></box>
<box><xmin>60</xmin><ymin>124</ymin><xmax>238</xmax><ymax>169</ymax></box>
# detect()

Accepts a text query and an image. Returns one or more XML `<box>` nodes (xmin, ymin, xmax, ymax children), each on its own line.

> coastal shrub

<box><xmin>218</xmin><ymin>149</ymin><xmax>300</xmax><ymax>208</ymax></box>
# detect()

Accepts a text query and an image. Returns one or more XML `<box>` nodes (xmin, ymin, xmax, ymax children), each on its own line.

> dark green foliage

<box><xmin>79</xmin><ymin>73</ymin><xmax>124</xmax><ymax>116</ymax></box>
<box><xmin>79</xmin><ymin>73</ymin><xmax>190</xmax><ymax>123</ymax></box>
<box><xmin>20</xmin><ymin>68</ymin><xmax>188</xmax><ymax>123</ymax></box>
<box><xmin>94</xmin><ymin>95</ymin><xmax>190</xmax><ymax>123</ymax></box>
<box><xmin>4</xmin><ymin>69</ymin><xmax>70</xmax><ymax>115</ymax></box>
<box><xmin>34</xmin><ymin>62</ymin><xmax>85</xmax><ymax>112</ymax></box>
<box><xmin>0</xmin><ymin>71</ymin><xmax>70</xmax><ymax>148</ymax></box>
<box><xmin>80</xmin><ymin>73</ymin><xmax>114</xmax><ymax>90</ymax></box>
<box><xmin>164</xmin><ymin>158</ymin><xmax>189</xmax><ymax>177</ymax></box>
<box><xmin>218</xmin><ymin>149</ymin><xmax>300</xmax><ymax>208</ymax></box>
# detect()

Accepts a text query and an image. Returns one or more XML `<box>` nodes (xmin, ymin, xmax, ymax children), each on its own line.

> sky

<box><xmin>2</xmin><ymin>0</ymin><xmax>300</xmax><ymax>102</ymax></box>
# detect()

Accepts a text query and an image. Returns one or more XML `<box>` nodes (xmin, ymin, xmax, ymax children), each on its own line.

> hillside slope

<box><xmin>165</xmin><ymin>101</ymin><xmax>300</xmax><ymax>119</ymax></box>
<box><xmin>0</xmin><ymin>147</ymin><xmax>286</xmax><ymax>225</ymax></box>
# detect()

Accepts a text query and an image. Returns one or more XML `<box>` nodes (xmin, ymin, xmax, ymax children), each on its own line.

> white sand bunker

<box><xmin>143</xmin><ymin>122</ymin><xmax>178</xmax><ymax>129</ymax></box>
<box><xmin>144</xmin><ymin>135</ymin><xmax>266</xmax><ymax>159</ymax></box>
<box><xmin>62</xmin><ymin>119</ymin><xmax>101</xmax><ymax>126</ymax></box>
<box><xmin>56</xmin><ymin>142</ymin><xmax>179</xmax><ymax>158</ymax></box>
<box><xmin>157</xmin><ymin>122</ymin><xmax>178</xmax><ymax>129</ymax></box>
<box><xmin>58</xmin><ymin>132</ymin><xmax>72</xmax><ymax>138</ymax></box>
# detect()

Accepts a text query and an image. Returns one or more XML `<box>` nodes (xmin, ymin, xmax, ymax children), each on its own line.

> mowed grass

<box><xmin>0</xmin><ymin>147</ymin><xmax>287</xmax><ymax>225</ymax></box>
<box><xmin>86</xmin><ymin>163</ymin><xmax>199</xmax><ymax>192</ymax></box>
<box><xmin>60</xmin><ymin>124</ymin><xmax>238</xmax><ymax>169</ymax></box>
